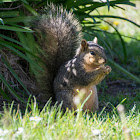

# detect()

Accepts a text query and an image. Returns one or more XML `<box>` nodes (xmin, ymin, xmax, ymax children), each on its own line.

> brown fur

<box><xmin>31</xmin><ymin>4</ymin><xmax>82</xmax><ymax>104</ymax></box>
<box><xmin>73</xmin><ymin>85</ymin><xmax>98</xmax><ymax>112</ymax></box>
<box><xmin>30</xmin><ymin>5</ymin><xmax>111</xmax><ymax>110</ymax></box>
<box><xmin>54</xmin><ymin>39</ymin><xmax>111</xmax><ymax>112</ymax></box>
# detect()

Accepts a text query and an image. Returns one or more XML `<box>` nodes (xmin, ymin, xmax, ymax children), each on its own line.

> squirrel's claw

<box><xmin>104</xmin><ymin>65</ymin><xmax>112</xmax><ymax>74</ymax></box>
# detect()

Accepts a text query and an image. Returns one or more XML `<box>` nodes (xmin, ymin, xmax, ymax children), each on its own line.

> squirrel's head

<box><xmin>76</xmin><ymin>37</ymin><xmax>107</xmax><ymax>70</ymax></box>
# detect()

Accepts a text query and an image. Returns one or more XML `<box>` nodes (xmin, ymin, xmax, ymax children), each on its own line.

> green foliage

<box><xmin>0</xmin><ymin>0</ymin><xmax>140</xmax><ymax>102</ymax></box>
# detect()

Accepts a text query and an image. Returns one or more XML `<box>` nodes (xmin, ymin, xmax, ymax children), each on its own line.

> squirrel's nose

<box><xmin>98</xmin><ymin>58</ymin><xmax>106</xmax><ymax>64</ymax></box>
<box><xmin>104</xmin><ymin>59</ymin><xmax>107</xmax><ymax>64</ymax></box>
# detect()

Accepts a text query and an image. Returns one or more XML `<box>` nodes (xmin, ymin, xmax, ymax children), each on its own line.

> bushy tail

<box><xmin>31</xmin><ymin>4</ymin><xmax>82</xmax><ymax>104</ymax></box>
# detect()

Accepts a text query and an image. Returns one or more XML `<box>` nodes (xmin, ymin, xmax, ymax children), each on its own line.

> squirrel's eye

<box><xmin>90</xmin><ymin>51</ymin><xmax>95</xmax><ymax>55</ymax></box>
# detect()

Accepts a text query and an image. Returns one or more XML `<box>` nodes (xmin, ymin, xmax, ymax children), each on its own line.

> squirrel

<box><xmin>31</xmin><ymin>4</ymin><xmax>111</xmax><ymax>112</ymax></box>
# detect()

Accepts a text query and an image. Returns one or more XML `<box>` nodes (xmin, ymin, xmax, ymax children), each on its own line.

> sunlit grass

<box><xmin>0</xmin><ymin>99</ymin><xmax>139</xmax><ymax>140</ymax></box>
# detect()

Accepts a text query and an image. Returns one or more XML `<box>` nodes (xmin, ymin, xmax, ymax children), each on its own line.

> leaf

<box><xmin>0</xmin><ymin>36</ymin><xmax>40</xmax><ymax>59</ymax></box>
<box><xmin>0</xmin><ymin>34</ymin><xmax>22</xmax><ymax>46</ymax></box>
<box><xmin>16</xmin><ymin>32</ymin><xmax>43</xmax><ymax>77</ymax></box>
<box><xmin>1</xmin><ymin>57</ymin><xmax>31</xmax><ymax>96</ymax></box>
<box><xmin>23</xmin><ymin>3</ymin><xmax>38</xmax><ymax>16</ymax></box>
<box><xmin>0</xmin><ymin>40</ymin><xmax>41</xmax><ymax>70</ymax></box>
<box><xmin>106</xmin><ymin>0</ymin><xmax>110</xmax><ymax>11</ymax></box>
<box><xmin>113</xmin><ymin>5</ymin><xmax>125</xmax><ymax>10</ymax></box>
<box><xmin>0</xmin><ymin>18</ymin><xmax>4</xmax><ymax>25</ymax></box>
<box><xmin>67</xmin><ymin>0</ymin><xmax>135</xmax><ymax>10</ymax></box>
<box><xmin>108</xmin><ymin>59</ymin><xmax>140</xmax><ymax>84</ymax></box>
<box><xmin>3</xmin><ymin>16</ymin><xmax>33</xmax><ymax>24</ymax></box>
<box><xmin>103</xmin><ymin>20</ymin><xmax>127</xmax><ymax>63</ymax></box>
<box><xmin>21</xmin><ymin>0</ymin><xmax>29</xmax><ymax>4</ymax></box>
<box><xmin>0</xmin><ymin>25</ymin><xmax>34</xmax><ymax>32</ymax></box>
<box><xmin>0</xmin><ymin>74</ymin><xmax>26</xmax><ymax>103</ymax></box>
<box><xmin>0</xmin><ymin>11</ymin><xmax>19</xmax><ymax>18</ymax></box>
<box><xmin>85</xmin><ymin>15</ymin><xmax>140</xmax><ymax>28</ymax></box>
<box><xmin>0</xmin><ymin>88</ymin><xmax>11</xmax><ymax>100</ymax></box>
<box><xmin>0</xmin><ymin>0</ymin><xmax>18</xmax><ymax>3</ymax></box>
<box><xmin>83</xmin><ymin>27</ymin><xmax>140</xmax><ymax>41</ymax></box>
<box><xmin>28</xmin><ymin>0</ymin><xmax>42</xmax><ymax>1</ymax></box>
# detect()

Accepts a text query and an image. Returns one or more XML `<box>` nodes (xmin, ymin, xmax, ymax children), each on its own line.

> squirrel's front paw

<box><xmin>104</xmin><ymin>66</ymin><xmax>111</xmax><ymax>74</ymax></box>
<box><xmin>99</xmin><ymin>65</ymin><xmax>111</xmax><ymax>74</ymax></box>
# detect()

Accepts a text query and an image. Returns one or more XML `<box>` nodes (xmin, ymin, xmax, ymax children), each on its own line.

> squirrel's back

<box><xmin>31</xmin><ymin>4</ymin><xmax>82</xmax><ymax>104</ymax></box>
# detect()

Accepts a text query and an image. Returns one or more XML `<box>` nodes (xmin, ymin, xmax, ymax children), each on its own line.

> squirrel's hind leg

<box><xmin>55</xmin><ymin>90</ymin><xmax>74</xmax><ymax>111</ymax></box>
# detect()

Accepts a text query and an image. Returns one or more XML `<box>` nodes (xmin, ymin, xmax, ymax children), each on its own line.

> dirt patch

<box><xmin>105</xmin><ymin>79</ymin><xmax>139</xmax><ymax>96</ymax></box>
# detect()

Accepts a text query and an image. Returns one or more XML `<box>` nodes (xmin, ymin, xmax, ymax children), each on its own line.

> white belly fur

<box><xmin>73</xmin><ymin>85</ymin><xmax>99</xmax><ymax>112</ymax></box>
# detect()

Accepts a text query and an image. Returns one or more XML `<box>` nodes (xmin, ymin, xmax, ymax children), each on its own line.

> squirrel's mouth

<box><xmin>90</xmin><ymin>64</ymin><xmax>100</xmax><ymax>69</ymax></box>
<box><xmin>93</xmin><ymin>64</ymin><xmax>104</xmax><ymax>70</ymax></box>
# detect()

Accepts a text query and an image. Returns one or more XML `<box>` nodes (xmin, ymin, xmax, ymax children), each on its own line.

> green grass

<box><xmin>99</xmin><ymin>87</ymin><xmax>140</xmax><ymax>112</ymax></box>
<box><xmin>0</xmin><ymin>99</ymin><xmax>139</xmax><ymax>140</ymax></box>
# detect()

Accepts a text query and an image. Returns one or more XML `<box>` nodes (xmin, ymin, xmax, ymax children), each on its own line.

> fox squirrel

<box><xmin>31</xmin><ymin>4</ymin><xmax>111</xmax><ymax>112</ymax></box>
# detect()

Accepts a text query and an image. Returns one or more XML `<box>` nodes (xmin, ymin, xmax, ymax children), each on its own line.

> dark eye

<box><xmin>90</xmin><ymin>51</ymin><xmax>95</xmax><ymax>55</ymax></box>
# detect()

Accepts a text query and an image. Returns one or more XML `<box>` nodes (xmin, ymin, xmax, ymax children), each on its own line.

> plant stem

<box><xmin>108</xmin><ymin>59</ymin><xmax>140</xmax><ymax>84</ymax></box>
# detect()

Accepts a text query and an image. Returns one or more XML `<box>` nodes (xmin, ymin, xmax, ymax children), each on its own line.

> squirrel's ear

<box><xmin>93</xmin><ymin>37</ymin><xmax>98</xmax><ymax>44</ymax></box>
<box><xmin>81</xmin><ymin>39</ymin><xmax>88</xmax><ymax>51</ymax></box>
<box><xmin>75</xmin><ymin>40</ymin><xmax>87</xmax><ymax>56</ymax></box>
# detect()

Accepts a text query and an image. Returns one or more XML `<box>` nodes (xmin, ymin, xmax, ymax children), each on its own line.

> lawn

<box><xmin>0</xmin><ymin>100</ymin><xmax>139</xmax><ymax>140</ymax></box>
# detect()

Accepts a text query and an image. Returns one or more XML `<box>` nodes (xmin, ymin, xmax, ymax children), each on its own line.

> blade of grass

<box><xmin>16</xmin><ymin>31</ymin><xmax>44</xmax><ymax>79</ymax></box>
<box><xmin>108</xmin><ymin>59</ymin><xmax>140</xmax><ymax>84</ymax></box>
<box><xmin>0</xmin><ymin>11</ymin><xmax>19</xmax><ymax>18</ymax></box>
<box><xmin>116</xmin><ymin>98</ymin><xmax>127</xmax><ymax>108</ymax></box>
<box><xmin>0</xmin><ymin>25</ymin><xmax>34</xmax><ymax>32</ymax></box>
<box><xmin>103</xmin><ymin>20</ymin><xmax>127</xmax><ymax>63</ymax></box>
<box><xmin>78</xmin><ymin>13</ymin><xmax>140</xmax><ymax>29</ymax></box>
<box><xmin>28</xmin><ymin>0</ymin><xmax>42</xmax><ymax>1</ymax></box>
<box><xmin>113</xmin><ymin>5</ymin><xmax>125</xmax><ymax>10</ymax></box>
<box><xmin>0</xmin><ymin>40</ymin><xmax>41</xmax><ymax>70</ymax></box>
<box><xmin>72</xmin><ymin>0</ymin><xmax>135</xmax><ymax>11</ymax></box>
<box><xmin>24</xmin><ymin>95</ymin><xmax>32</xmax><ymax>117</ymax></box>
<box><xmin>106</xmin><ymin>0</ymin><xmax>110</xmax><ymax>11</ymax></box>
<box><xmin>3</xmin><ymin>16</ymin><xmax>33</xmax><ymax>24</ymax></box>
<box><xmin>92</xmin><ymin>15</ymin><xmax>140</xmax><ymax>28</ymax></box>
<box><xmin>0</xmin><ymin>18</ymin><xmax>4</xmax><ymax>25</ymax></box>
<box><xmin>0</xmin><ymin>0</ymin><xmax>18</xmax><ymax>2</ymax></box>
<box><xmin>21</xmin><ymin>0</ymin><xmax>29</xmax><ymax>4</ymax></box>
<box><xmin>16</xmin><ymin>31</ymin><xmax>40</xmax><ymax>59</ymax></box>
<box><xmin>23</xmin><ymin>3</ymin><xmax>38</xmax><ymax>16</ymax></box>
<box><xmin>83</xmin><ymin>28</ymin><xmax>140</xmax><ymax>42</ymax></box>
<box><xmin>1</xmin><ymin>57</ymin><xmax>31</xmax><ymax>96</ymax></box>
<box><xmin>0</xmin><ymin>34</ymin><xmax>22</xmax><ymax>46</ymax></box>
<box><xmin>0</xmin><ymin>74</ymin><xmax>26</xmax><ymax>103</ymax></box>
<box><xmin>0</xmin><ymin>88</ymin><xmax>11</xmax><ymax>100</ymax></box>
<box><xmin>0</xmin><ymin>34</ymin><xmax>40</xmax><ymax>59</ymax></box>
